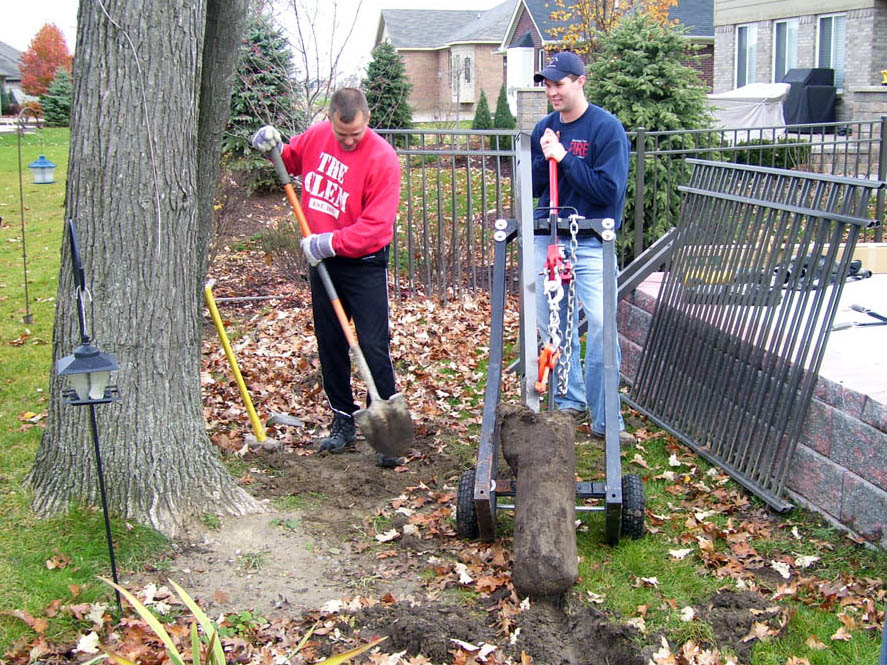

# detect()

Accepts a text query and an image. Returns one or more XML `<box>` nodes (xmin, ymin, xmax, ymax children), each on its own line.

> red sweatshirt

<box><xmin>280</xmin><ymin>121</ymin><xmax>401</xmax><ymax>258</ymax></box>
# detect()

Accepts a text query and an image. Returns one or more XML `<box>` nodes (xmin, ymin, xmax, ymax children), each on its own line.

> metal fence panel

<box><xmin>625</xmin><ymin>160</ymin><xmax>882</xmax><ymax>509</ymax></box>
<box><xmin>378</xmin><ymin>118</ymin><xmax>884</xmax><ymax>300</ymax></box>
<box><xmin>379</xmin><ymin>129</ymin><xmax>519</xmax><ymax>299</ymax></box>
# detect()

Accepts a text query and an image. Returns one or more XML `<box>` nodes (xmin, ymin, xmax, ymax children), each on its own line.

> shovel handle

<box><xmin>267</xmin><ymin>146</ymin><xmax>380</xmax><ymax>401</ymax></box>
<box><xmin>270</xmin><ymin>147</ymin><xmax>312</xmax><ymax>238</ymax></box>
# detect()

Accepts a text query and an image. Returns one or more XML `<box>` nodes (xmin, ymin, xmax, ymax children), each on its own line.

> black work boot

<box><xmin>317</xmin><ymin>414</ymin><xmax>356</xmax><ymax>453</ymax></box>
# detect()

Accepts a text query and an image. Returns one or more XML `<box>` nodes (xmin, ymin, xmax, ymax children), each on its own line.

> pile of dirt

<box><xmin>339</xmin><ymin>599</ymin><xmax>644</xmax><ymax>664</ymax></box>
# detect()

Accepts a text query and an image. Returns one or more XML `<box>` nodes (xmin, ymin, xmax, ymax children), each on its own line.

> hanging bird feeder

<box><xmin>28</xmin><ymin>154</ymin><xmax>57</xmax><ymax>184</ymax></box>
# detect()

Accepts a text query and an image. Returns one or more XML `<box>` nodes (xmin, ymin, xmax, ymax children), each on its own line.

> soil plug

<box><xmin>499</xmin><ymin>403</ymin><xmax>578</xmax><ymax>599</ymax></box>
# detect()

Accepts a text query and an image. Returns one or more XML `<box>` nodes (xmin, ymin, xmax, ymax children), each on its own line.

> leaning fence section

<box><xmin>625</xmin><ymin>159</ymin><xmax>883</xmax><ymax>509</ymax></box>
<box><xmin>378</xmin><ymin>129</ymin><xmax>519</xmax><ymax>299</ymax></box>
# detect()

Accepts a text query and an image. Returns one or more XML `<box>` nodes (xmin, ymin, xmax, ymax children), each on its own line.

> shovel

<box><xmin>267</xmin><ymin>146</ymin><xmax>414</xmax><ymax>458</ymax></box>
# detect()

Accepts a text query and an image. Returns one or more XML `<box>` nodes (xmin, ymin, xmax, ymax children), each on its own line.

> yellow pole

<box><xmin>204</xmin><ymin>279</ymin><xmax>266</xmax><ymax>442</ymax></box>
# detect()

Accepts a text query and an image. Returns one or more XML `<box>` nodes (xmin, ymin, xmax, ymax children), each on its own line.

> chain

<box><xmin>544</xmin><ymin>277</ymin><xmax>563</xmax><ymax>350</ymax></box>
<box><xmin>557</xmin><ymin>216</ymin><xmax>580</xmax><ymax>395</ymax></box>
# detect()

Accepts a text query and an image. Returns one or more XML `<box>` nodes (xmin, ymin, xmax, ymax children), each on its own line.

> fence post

<box><xmin>633</xmin><ymin>128</ymin><xmax>646</xmax><ymax>258</ymax></box>
<box><xmin>878</xmin><ymin>115</ymin><xmax>886</xmax><ymax>242</ymax></box>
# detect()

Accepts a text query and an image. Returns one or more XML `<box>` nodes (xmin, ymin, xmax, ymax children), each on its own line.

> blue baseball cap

<box><xmin>534</xmin><ymin>51</ymin><xmax>586</xmax><ymax>82</ymax></box>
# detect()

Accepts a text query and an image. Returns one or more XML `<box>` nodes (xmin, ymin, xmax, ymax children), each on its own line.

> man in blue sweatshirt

<box><xmin>531</xmin><ymin>51</ymin><xmax>634</xmax><ymax>445</ymax></box>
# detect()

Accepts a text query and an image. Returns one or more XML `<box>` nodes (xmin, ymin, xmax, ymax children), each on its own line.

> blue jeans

<box><xmin>534</xmin><ymin>234</ymin><xmax>624</xmax><ymax>435</ymax></box>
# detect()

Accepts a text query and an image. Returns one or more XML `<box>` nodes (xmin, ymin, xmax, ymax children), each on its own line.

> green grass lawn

<box><xmin>0</xmin><ymin>129</ymin><xmax>168</xmax><ymax>652</ymax></box>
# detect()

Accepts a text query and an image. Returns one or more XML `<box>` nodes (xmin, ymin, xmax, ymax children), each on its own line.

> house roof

<box><xmin>378</xmin><ymin>0</ymin><xmax>516</xmax><ymax>49</ymax></box>
<box><xmin>519</xmin><ymin>0</ymin><xmax>571</xmax><ymax>43</ymax></box>
<box><xmin>502</xmin><ymin>0</ymin><xmax>713</xmax><ymax>48</ymax></box>
<box><xmin>668</xmin><ymin>0</ymin><xmax>714</xmax><ymax>39</ymax></box>
<box><xmin>0</xmin><ymin>41</ymin><xmax>22</xmax><ymax>81</ymax></box>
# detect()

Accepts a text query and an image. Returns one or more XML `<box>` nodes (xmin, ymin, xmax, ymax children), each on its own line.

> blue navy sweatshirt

<box><xmin>530</xmin><ymin>103</ymin><xmax>630</xmax><ymax>229</ymax></box>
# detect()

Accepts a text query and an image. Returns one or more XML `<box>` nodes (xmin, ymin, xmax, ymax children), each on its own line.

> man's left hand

<box><xmin>301</xmin><ymin>232</ymin><xmax>336</xmax><ymax>266</ymax></box>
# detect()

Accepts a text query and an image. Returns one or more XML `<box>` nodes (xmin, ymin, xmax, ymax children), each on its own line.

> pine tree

<box><xmin>225</xmin><ymin>12</ymin><xmax>307</xmax><ymax>191</ymax></box>
<box><xmin>492</xmin><ymin>84</ymin><xmax>516</xmax><ymax>149</ymax></box>
<box><xmin>493</xmin><ymin>84</ymin><xmax>516</xmax><ymax>130</ymax></box>
<box><xmin>587</xmin><ymin>11</ymin><xmax>711</xmax><ymax>257</ymax></box>
<box><xmin>362</xmin><ymin>41</ymin><xmax>413</xmax><ymax>132</ymax></box>
<box><xmin>472</xmin><ymin>90</ymin><xmax>493</xmax><ymax>129</ymax></box>
<box><xmin>40</xmin><ymin>69</ymin><xmax>73</xmax><ymax>127</ymax></box>
<box><xmin>0</xmin><ymin>88</ymin><xmax>9</xmax><ymax>115</ymax></box>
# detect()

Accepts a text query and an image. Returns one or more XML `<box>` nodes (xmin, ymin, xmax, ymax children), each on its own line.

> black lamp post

<box><xmin>55</xmin><ymin>219</ymin><xmax>122</xmax><ymax>612</ymax></box>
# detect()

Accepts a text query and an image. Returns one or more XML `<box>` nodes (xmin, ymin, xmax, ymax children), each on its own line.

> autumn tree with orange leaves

<box><xmin>20</xmin><ymin>24</ymin><xmax>73</xmax><ymax>97</ymax></box>
<box><xmin>548</xmin><ymin>0</ymin><xmax>678</xmax><ymax>58</ymax></box>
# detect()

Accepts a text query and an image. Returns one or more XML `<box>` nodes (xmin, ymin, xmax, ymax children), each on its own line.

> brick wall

<box><xmin>400</xmin><ymin>45</ymin><xmax>505</xmax><ymax>122</ymax></box>
<box><xmin>686</xmin><ymin>44</ymin><xmax>714</xmax><ymax>91</ymax></box>
<box><xmin>515</xmin><ymin>87</ymin><xmax>547</xmax><ymax>131</ymax></box>
<box><xmin>713</xmin><ymin>25</ymin><xmax>734</xmax><ymax>92</ymax></box>
<box><xmin>401</xmin><ymin>50</ymin><xmax>442</xmax><ymax>119</ymax></box>
<box><xmin>475</xmin><ymin>46</ymin><xmax>507</xmax><ymax>116</ymax></box>
<box><xmin>618</xmin><ymin>285</ymin><xmax>887</xmax><ymax>548</ymax></box>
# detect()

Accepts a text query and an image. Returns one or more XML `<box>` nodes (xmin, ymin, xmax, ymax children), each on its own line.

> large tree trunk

<box><xmin>28</xmin><ymin>0</ymin><xmax>260</xmax><ymax>536</ymax></box>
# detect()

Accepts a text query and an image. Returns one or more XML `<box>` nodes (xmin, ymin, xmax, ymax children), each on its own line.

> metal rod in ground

<box><xmin>15</xmin><ymin>111</ymin><xmax>37</xmax><ymax>325</ymax></box>
<box><xmin>88</xmin><ymin>403</ymin><xmax>122</xmax><ymax>613</ymax></box>
<box><xmin>880</xmin><ymin>600</ymin><xmax>887</xmax><ymax>665</ymax></box>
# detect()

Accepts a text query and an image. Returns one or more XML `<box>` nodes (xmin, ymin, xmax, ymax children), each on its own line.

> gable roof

<box><xmin>502</xmin><ymin>0</ymin><xmax>713</xmax><ymax>48</ymax></box>
<box><xmin>520</xmin><ymin>0</ymin><xmax>571</xmax><ymax>42</ymax></box>
<box><xmin>0</xmin><ymin>41</ymin><xmax>22</xmax><ymax>81</ymax></box>
<box><xmin>377</xmin><ymin>0</ymin><xmax>516</xmax><ymax>50</ymax></box>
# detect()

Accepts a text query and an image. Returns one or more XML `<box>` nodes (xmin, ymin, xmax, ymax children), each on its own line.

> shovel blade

<box><xmin>354</xmin><ymin>392</ymin><xmax>414</xmax><ymax>458</ymax></box>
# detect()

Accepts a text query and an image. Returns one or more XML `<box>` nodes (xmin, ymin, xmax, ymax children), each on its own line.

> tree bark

<box><xmin>196</xmin><ymin>0</ymin><xmax>249</xmax><ymax>274</ymax></box>
<box><xmin>28</xmin><ymin>0</ymin><xmax>261</xmax><ymax>536</ymax></box>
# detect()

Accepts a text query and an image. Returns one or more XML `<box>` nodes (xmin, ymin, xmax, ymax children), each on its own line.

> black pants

<box><xmin>309</xmin><ymin>254</ymin><xmax>396</xmax><ymax>416</ymax></box>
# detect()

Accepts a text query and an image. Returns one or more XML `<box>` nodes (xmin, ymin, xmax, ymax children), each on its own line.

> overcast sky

<box><xmin>1</xmin><ymin>0</ymin><xmax>506</xmax><ymax>77</ymax></box>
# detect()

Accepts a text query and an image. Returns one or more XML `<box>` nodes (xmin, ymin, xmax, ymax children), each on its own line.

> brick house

<box><xmin>374</xmin><ymin>1</ymin><xmax>516</xmax><ymax>123</ymax></box>
<box><xmin>0</xmin><ymin>41</ymin><xmax>24</xmax><ymax>110</ymax></box>
<box><xmin>499</xmin><ymin>0</ymin><xmax>715</xmax><ymax>112</ymax></box>
<box><xmin>713</xmin><ymin>0</ymin><xmax>887</xmax><ymax>121</ymax></box>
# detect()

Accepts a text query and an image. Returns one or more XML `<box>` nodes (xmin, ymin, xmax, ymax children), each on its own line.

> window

<box><xmin>773</xmin><ymin>19</ymin><xmax>798</xmax><ymax>82</ymax></box>
<box><xmin>818</xmin><ymin>13</ymin><xmax>846</xmax><ymax>89</ymax></box>
<box><xmin>450</xmin><ymin>48</ymin><xmax>475</xmax><ymax>102</ymax></box>
<box><xmin>536</xmin><ymin>49</ymin><xmax>546</xmax><ymax>84</ymax></box>
<box><xmin>736</xmin><ymin>24</ymin><xmax>757</xmax><ymax>88</ymax></box>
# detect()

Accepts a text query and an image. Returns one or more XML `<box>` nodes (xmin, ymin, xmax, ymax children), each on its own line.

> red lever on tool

<box><xmin>536</xmin><ymin>344</ymin><xmax>560</xmax><ymax>393</ymax></box>
<box><xmin>549</xmin><ymin>157</ymin><xmax>558</xmax><ymax>209</ymax></box>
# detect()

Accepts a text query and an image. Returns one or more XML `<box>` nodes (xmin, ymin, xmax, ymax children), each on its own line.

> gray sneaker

<box><xmin>558</xmin><ymin>407</ymin><xmax>586</xmax><ymax>421</ymax></box>
<box><xmin>376</xmin><ymin>453</ymin><xmax>406</xmax><ymax>468</ymax></box>
<box><xmin>591</xmin><ymin>430</ymin><xmax>637</xmax><ymax>446</ymax></box>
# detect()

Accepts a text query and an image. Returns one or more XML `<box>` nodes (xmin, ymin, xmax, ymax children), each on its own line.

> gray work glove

<box><xmin>251</xmin><ymin>125</ymin><xmax>282</xmax><ymax>152</ymax></box>
<box><xmin>301</xmin><ymin>232</ymin><xmax>335</xmax><ymax>266</ymax></box>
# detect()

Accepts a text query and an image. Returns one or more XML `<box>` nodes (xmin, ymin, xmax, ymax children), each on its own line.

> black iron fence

<box><xmin>380</xmin><ymin>116</ymin><xmax>885</xmax><ymax>298</ymax></box>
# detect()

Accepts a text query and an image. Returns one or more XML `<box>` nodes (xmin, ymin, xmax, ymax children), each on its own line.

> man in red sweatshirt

<box><xmin>252</xmin><ymin>88</ymin><xmax>404</xmax><ymax>467</ymax></box>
